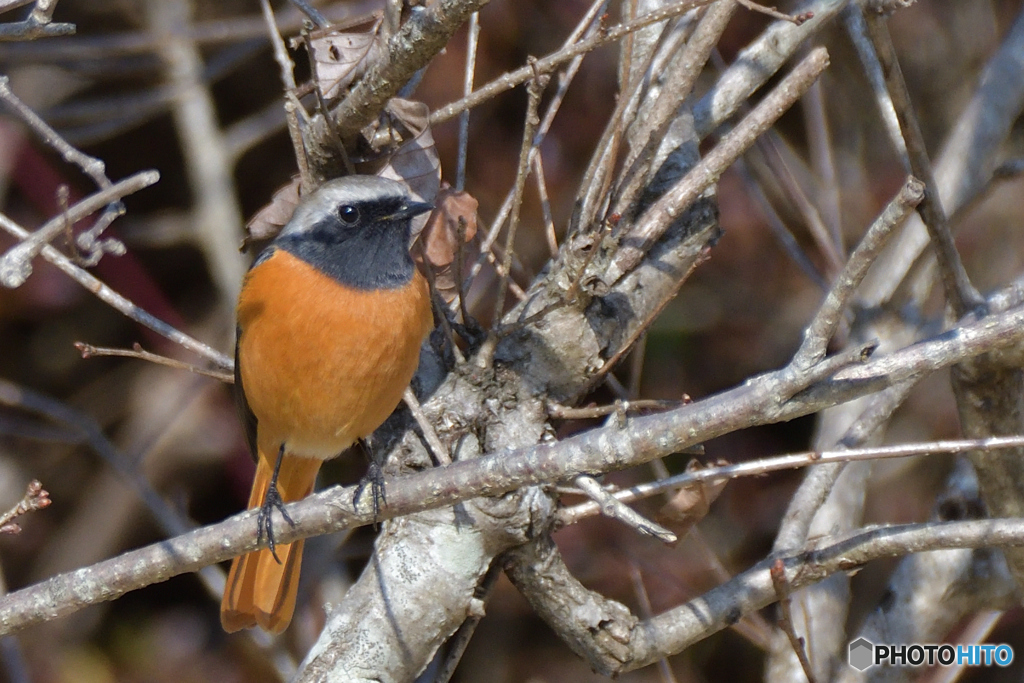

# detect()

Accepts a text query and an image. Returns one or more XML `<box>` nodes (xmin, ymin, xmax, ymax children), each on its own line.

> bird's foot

<box><xmin>353</xmin><ymin>460</ymin><xmax>387</xmax><ymax>529</ymax></box>
<box><xmin>257</xmin><ymin>475</ymin><xmax>294</xmax><ymax>564</ymax></box>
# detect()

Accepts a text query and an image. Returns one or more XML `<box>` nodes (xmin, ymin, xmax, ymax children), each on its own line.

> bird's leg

<box><xmin>256</xmin><ymin>443</ymin><xmax>295</xmax><ymax>564</ymax></box>
<box><xmin>352</xmin><ymin>438</ymin><xmax>386</xmax><ymax>526</ymax></box>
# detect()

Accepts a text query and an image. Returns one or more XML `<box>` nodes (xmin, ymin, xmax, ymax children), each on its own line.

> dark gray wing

<box><xmin>234</xmin><ymin>325</ymin><xmax>258</xmax><ymax>461</ymax></box>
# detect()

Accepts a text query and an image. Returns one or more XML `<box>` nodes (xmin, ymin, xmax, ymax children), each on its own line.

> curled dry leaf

<box><xmin>373</xmin><ymin>99</ymin><xmax>442</xmax><ymax>228</ymax></box>
<box><xmin>416</xmin><ymin>185</ymin><xmax>480</xmax><ymax>302</ymax></box>
<box><xmin>657</xmin><ymin>459</ymin><xmax>729</xmax><ymax>536</ymax></box>
<box><xmin>308</xmin><ymin>16</ymin><xmax>384</xmax><ymax>100</ymax></box>
<box><xmin>242</xmin><ymin>176</ymin><xmax>302</xmax><ymax>250</ymax></box>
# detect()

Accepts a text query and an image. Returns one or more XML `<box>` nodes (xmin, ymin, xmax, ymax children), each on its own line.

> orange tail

<box><xmin>221</xmin><ymin>449</ymin><xmax>322</xmax><ymax>634</ymax></box>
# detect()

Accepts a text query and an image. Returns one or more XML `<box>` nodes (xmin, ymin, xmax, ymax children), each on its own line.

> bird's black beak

<box><xmin>389</xmin><ymin>200</ymin><xmax>433</xmax><ymax>220</ymax></box>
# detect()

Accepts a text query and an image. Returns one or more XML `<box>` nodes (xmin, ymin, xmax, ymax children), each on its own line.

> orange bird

<box><xmin>221</xmin><ymin>175</ymin><xmax>434</xmax><ymax>634</ymax></box>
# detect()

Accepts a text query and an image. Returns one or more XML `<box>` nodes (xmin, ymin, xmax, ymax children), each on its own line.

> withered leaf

<box><xmin>376</xmin><ymin>99</ymin><xmax>442</xmax><ymax>237</ymax></box>
<box><xmin>376</xmin><ymin>100</ymin><xmax>441</xmax><ymax>200</ymax></box>
<box><xmin>308</xmin><ymin>17</ymin><xmax>383</xmax><ymax>100</ymax></box>
<box><xmin>416</xmin><ymin>185</ymin><xmax>480</xmax><ymax>302</ymax></box>
<box><xmin>243</xmin><ymin>176</ymin><xmax>302</xmax><ymax>250</ymax></box>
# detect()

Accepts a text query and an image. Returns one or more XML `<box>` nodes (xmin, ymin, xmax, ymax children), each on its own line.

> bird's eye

<box><xmin>338</xmin><ymin>205</ymin><xmax>360</xmax><ymax>225</ymax></box>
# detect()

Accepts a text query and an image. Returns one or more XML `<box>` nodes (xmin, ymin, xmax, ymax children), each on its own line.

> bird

<box><xmin>220</xmin><ymin>175</ymin><xmax>435</xmax><ymax>634</ymax></box>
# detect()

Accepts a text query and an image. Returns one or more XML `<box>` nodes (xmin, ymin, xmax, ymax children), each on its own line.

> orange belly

<box><xmin>236</xmin><ymin>249</ymin><xmax>433</xmax><ymax>460</ymax></box>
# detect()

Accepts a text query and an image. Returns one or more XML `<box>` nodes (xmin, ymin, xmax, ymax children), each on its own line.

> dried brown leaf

<box><xmin>421</xmin><ymin>186</ymin><xmax>479</xmax><ymax>267</ymax></box>
<box><xmin>417</xmin><ymin>185</ymin><xmax>480</xmax><ymax>302</ymax></box>
<box><xmin>375</xmin><ymin>100</ymin><xmax>442</xmax><ymax>209</ymax></box>
<box><xmin>243</xmin><ymin>176</ymin><xmax>302</xmax><ymax>249</ymax></box>
<box><xmin>308</xmin><ymin>18</ymin><xmax>384</xmax><ymax>100</ymax></box>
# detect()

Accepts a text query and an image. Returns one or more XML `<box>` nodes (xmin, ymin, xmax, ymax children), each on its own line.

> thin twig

<box><xmin>0</xmin><ymin>4</ymin><xmax>363</xmax><ymax>63</ymax></box>
<box><xmin>328</xmin><ymin>0</ymin><xmax>490</xmax><ymax>138</ymax></box>
<box><xmin>491</xmin><ymin>69</ymin><xmax>546</xmax><ymax>326</ymax></box>
<box><xmin>792</xmin><ymin>175</ymin><xmax>924</xmax><ymax>369</ymax></box>
<box><xmin>300</xmin><ymin>24</ymin><xmax>352</xmax><ymax>175</ymax></box>
<box><xmin>736</xmin><ymin>0</ymin><xmax>813</xmax><ymax>24</ymax></box>
<box><xmin>803</xmin><ymin>78</ymin><xmax>842</xmax><ymax>253</ymax></box>
<box><xmin>0</xmin><ymin>376</ymin><xmax>239</xmax><ymax>642</ymax></box>
<box><xmin>629</xmin><ymin>564</ymin><xmax>678</xmax><ymax>683</ymax></box>
<box><xmin>0</xmin><ymin>481</ymin><xmax>50</xmax><ymax>535</ymax></box>
<box><xmin>0</xmin><ymin>75</ymin><xmax>108</xmax><ymax>187</ymax></box>
<box><xmin>841</xmin><ymin>5</ymin><xmax>906</xmax><ymax>166</ymax></box>
<box><xmin>0</xmin><ymin>170</ymin><xmax>159</xmax><ymax>288</ymax></box>
<box><xmin>0</xmin><ymin>0</ymin><xmax>73</xmax><ymax>41</ymax></box>
<box><xmin>455</xmin><ymin>11</ymin><xmax>479</xmax><ymax>192</ymax></box>
<box><xmin>735</xmin><ymin>159</ymin><xmax>828</xmax><ymax>289</ymax></box>
<box><xmin>288</xmin><ymin>0</ymin><xmax>328</xmax><ymax>28</ymax></box>
<box><xmin>463</xmin><ymin>0</ymin><xmax>606</xmax><ymax>295</ymax></box>
<box><xmin>574</xmin><ymin>475</ymin><xmax>677</xmax><ymax>543</ymax></box>
<box><xmin>579</xmin><ymin>244</ymin><xmax>708</xmax><ymax>395</ymax></box>
<box><xmin>862</xmin><ymin>12</ymin><xmax>983</xmax><ymax>317</ymax></box>
<box><xmin>403</xmin><ymin>387</ymin><xmax>451</xmax><ymax>466</ymax></box>
<box><xmin>534</xmin><ymin>154</ymin><xmax>558</xmax><ymax>257</ymax></box>
<box><xmin>557</xmin><ymin>435</ymin><xmax>1024</xmax><ymax>526</ymax></box>
<box><xmin>0</xmin><ymin>379</ymin><xmax>194</xmax><ymax>541</ymax></box>
<box><xmin>574</xmin><ymin>5</ymin><xmax>695</xmax><ymax>237</ymax></box>
<box><xmin>756</xmin><ymin>131</ymin><xmax>844</xmax><ymax>276</ymax></box>
<box><xmin>0</xmin><ymin>209</ymin><xmax>232</xmax><ymax>370</ymax></box>
<box><xmin>609</xmin><ymin>0</ymin><xmax>737</xmax><ymax>225</ymax></box>
<box><xmin>770</xmin><ymin>559</ymin><xmax>818</xmax><ymax>683</ymax></box>
<box><xmin>692</xmin><ymin>0</ymin><xmax>848</xmax><ymax>139</ymax></box>
<box><xmin>74</xmin><ymin>342</ymin><xmax>233</xmax><ymax>383</ymax></box>
<box><xmin>259</xmin><ymin>0</ymin><xmax>312</xmax><ymax>192</ymax></box>
<box><xmin>771</xmin><ymin>379</ymin><xmax>916</xmax><ymax>555</ymax></box>
<box><xmin>423</xmin><ymin>258</ymin><xmax>466</xmax><ymax>365</ymax></box>
<box><xmin>432</xmin><ymin>0</ymin><xmax>713</xmax><ymax>125</ymax></box>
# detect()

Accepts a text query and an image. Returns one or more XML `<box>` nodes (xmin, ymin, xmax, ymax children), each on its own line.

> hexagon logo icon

<box><xmin>849</xmin><ymin>638</ymin><xmax>875</xmax><ymax>671</ymax></box>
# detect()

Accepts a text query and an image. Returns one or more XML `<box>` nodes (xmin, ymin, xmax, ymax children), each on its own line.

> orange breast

<box><xmin>236</xmin><ymin>249</ymin><xmax>433</xmax><ymax>460</ymax></box>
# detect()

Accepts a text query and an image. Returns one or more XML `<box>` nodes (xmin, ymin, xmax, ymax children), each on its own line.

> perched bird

<box><xmin>221</xmin><ymin>175</ymin><xmax>434</xmax><ymax>634</ymax></box>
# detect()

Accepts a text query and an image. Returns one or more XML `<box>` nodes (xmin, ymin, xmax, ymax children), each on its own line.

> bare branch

<box><xmin>770</xmin><ymin>559</ymin><xmax>817</xmax><ymax>683</ymax></box>
<box><xmin>862</xmin><ymin>10</ymin><xmax>982</xmax><ymax>316</ymax></box>
<box><xmin>692</xmin><ymin>0</ymin><xmax>848</xmax><ymax>138</ymax></box>
<box><xmin>0</xmin><ymin>0</ymin><xmax>73</xmax><ymax>41</ymax></box>
<box><xmin>432</xmin><ymin>0</ymin><xmax>714</xmax><ymax>126</ymax></box>
<box><xmin>626</xmin><ymin>518</ymin><xmax>1024</xmax><ymax>673</ymax></box>
<box><xmin>573</xmin><ymin>474</ymin><xmax>676</xmax><ymax>543</ymax></box>
<box><xmin>0</xmin><ymin>170</ymin><xmax>158</xmax><ymax>288</ymax></box>
<box><xmin>0</xmin><ymin>207</ymin><xmax>232</xmax><ymax>370</ymax></box>
<box><xmin>74</xmin><ymin>342</ymin><xmax>233</xmax><ymax>383</ymax></box>
<box><xmin>559</xmin><ymin>436</ymin><xmax>1024</xmax><ymax>526</ymax></box>
<box><xmin>604</xmin><ymin>47</ymin><xmax>830</xmax><ymax>285</ymax></box>
<box><xmin>792</xmin><ymin>175</ymin><xmax>923</xmax><ymax>369</ymax></box>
